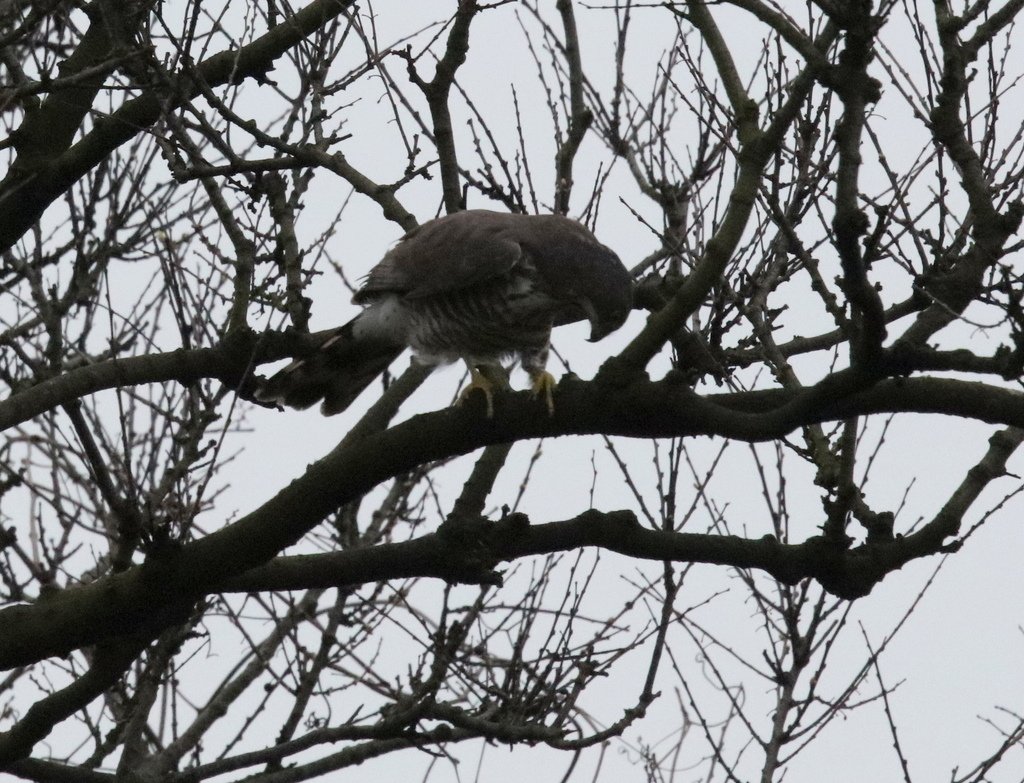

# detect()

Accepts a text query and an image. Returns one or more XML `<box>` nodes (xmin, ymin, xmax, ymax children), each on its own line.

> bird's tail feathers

<box><xmin>254</xmin><ymin>318</ymin><xmax>404</xmax><ymax>415</ymax></box>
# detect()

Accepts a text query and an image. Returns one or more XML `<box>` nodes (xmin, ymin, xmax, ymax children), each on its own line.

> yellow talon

<box><xmin>529</xmin><ymin>369</ymin><xmax>557</xmax><ymax>416</ymax></box>
<box><xmin>457</xmin><ymin>365</ymin><xmax>504</xmax><ymax>417</ymax></box>
<box><xmin>457</xmin><ymin>365</ymin><xmax>553</xmax><ymax>416</ymax></box>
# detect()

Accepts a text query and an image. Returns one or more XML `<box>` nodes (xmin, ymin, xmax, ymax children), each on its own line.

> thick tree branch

<box><xmin>8</xmin><ymin>0</ymin><xmax>130</xmax><ymax>166</ymax></box>
<box><xmin>831</xmin><ymin>8</ymin><xmax>887</xmax><ymax>368</ymax></box>
<box><xmin>212</xmin><ymin>504</ymin><xmax>963</xmax><ymax>601</ymax></box>
<box><xmin>0</xmin><ymin>329</ymin><xmax>326</xmax><ymax>433</ymax></box>
<box><xmin>0</xmin><ymin>635</ymin><xmax>151</xmax><ymax>766</ymax></box>
<box><xmin>2</xmin><ymin>373</ymin><xmax>1024</xmax><ymax>669</ymax></box>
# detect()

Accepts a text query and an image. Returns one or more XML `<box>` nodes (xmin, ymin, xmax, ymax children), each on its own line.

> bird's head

<box><xmin>578</xmin><ymin>251</ymin><xmax>634</xmax><ymax>342</ymax></box>
<box><xmin>518</xmin><ymin>214</ymin><xmax>635</xmax><ymax>340</ymax></box>
<box><xmin>581</xmin><ymin>296</ymin><xmax>631</xmax><ymax>341</ymax></box>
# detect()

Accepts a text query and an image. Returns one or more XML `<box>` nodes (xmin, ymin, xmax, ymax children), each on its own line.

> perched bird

<box><xmin>255</xmin><ymin>210</ymin><xmax>633</xmax><ymax>416</ymax></box>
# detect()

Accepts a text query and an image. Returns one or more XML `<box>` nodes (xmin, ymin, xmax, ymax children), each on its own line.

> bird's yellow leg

<box><xmin>457</xmin><ymin>365</ymin><xmax>506</xmax><ymax>417</ymax></box>
<box><xmin>528</xmin><ymin>368</ymin><xmax>557</xmax><ymax>416</ymax></box>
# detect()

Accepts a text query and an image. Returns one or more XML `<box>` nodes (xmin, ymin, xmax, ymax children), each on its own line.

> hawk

<box><xmin>255</xmin><ymin>210</ymin><xmax>633</xmax><ymax>416</ymax></box>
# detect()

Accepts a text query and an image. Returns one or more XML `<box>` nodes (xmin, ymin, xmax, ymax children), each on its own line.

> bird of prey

<box><xmin>255</xmin><ymin>209</ymin><xmax>633</xmax><ymax>416</ymax></box>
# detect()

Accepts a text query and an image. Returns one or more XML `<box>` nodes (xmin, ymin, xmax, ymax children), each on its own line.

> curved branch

<box><xmin>1</xmin><ymin>372</ymin><xmax>1024</xmax><ymax>669</ymax></box>
<box><xmin>213</xmin><ymin>498</ymin><xmax>967</xmax><ymax>601</ymax></box>
<box><xmin>0</xmin><ymin>329</ymin><xmax>322</xmax><ymax>433</ymax></box>
<box><xmin>0</xmin><ymin>345</ymin><xmax>238</xmax><ymax>432</ymax></box>
<box><xmin>723</xmin><ymin>0</ymin><xmax>832</xmax><ymax>69</ymax></box>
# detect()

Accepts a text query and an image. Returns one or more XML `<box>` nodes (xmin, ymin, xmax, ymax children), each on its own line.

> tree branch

<box><xmin>0</xmin><ymin>0</ymin><xmax>358</xmax><ymax>252</ymax></box>
<box><xmin>2</xmin><ymin>373</ymin><xmax>1024</xmax><ymax>669</ymax></box>
<box><xmin>0</xmin><ymin>635</ymin><xmax>151</xmax><ymax>766</ymax></box>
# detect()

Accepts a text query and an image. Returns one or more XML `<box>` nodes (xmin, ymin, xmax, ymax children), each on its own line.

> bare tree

<box><xmin>2</xmin><ymin>1</ymin><xmax>1024</xmax><ymax>781</ymax></box>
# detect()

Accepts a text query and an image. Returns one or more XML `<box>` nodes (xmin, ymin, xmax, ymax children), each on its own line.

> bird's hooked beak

<box><xmin>588</xmin><ymin>318</ymin><xmax>615</xmax><ymax>342</ymax></box>
<box><xmin>583</xmin><ymin>300</ymin><xmax>622</xmax><ymax>342</ymax></box>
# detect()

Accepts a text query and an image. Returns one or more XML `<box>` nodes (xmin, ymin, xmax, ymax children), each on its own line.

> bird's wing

<box><xmin>355</xmin><ymin>210</ymin><xmax>632</xmax><ymax>336</ymax></box>
<box><xmin>354</xmin><ymin>211</ymin><xmax>528</xmax><ymax>302</ymax></box>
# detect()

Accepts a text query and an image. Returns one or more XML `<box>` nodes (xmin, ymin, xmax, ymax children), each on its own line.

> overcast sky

<box><xmin>8</xmin><ymin>1</ymin><xmax>1024</xmax><ymax>780</ymax></box>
